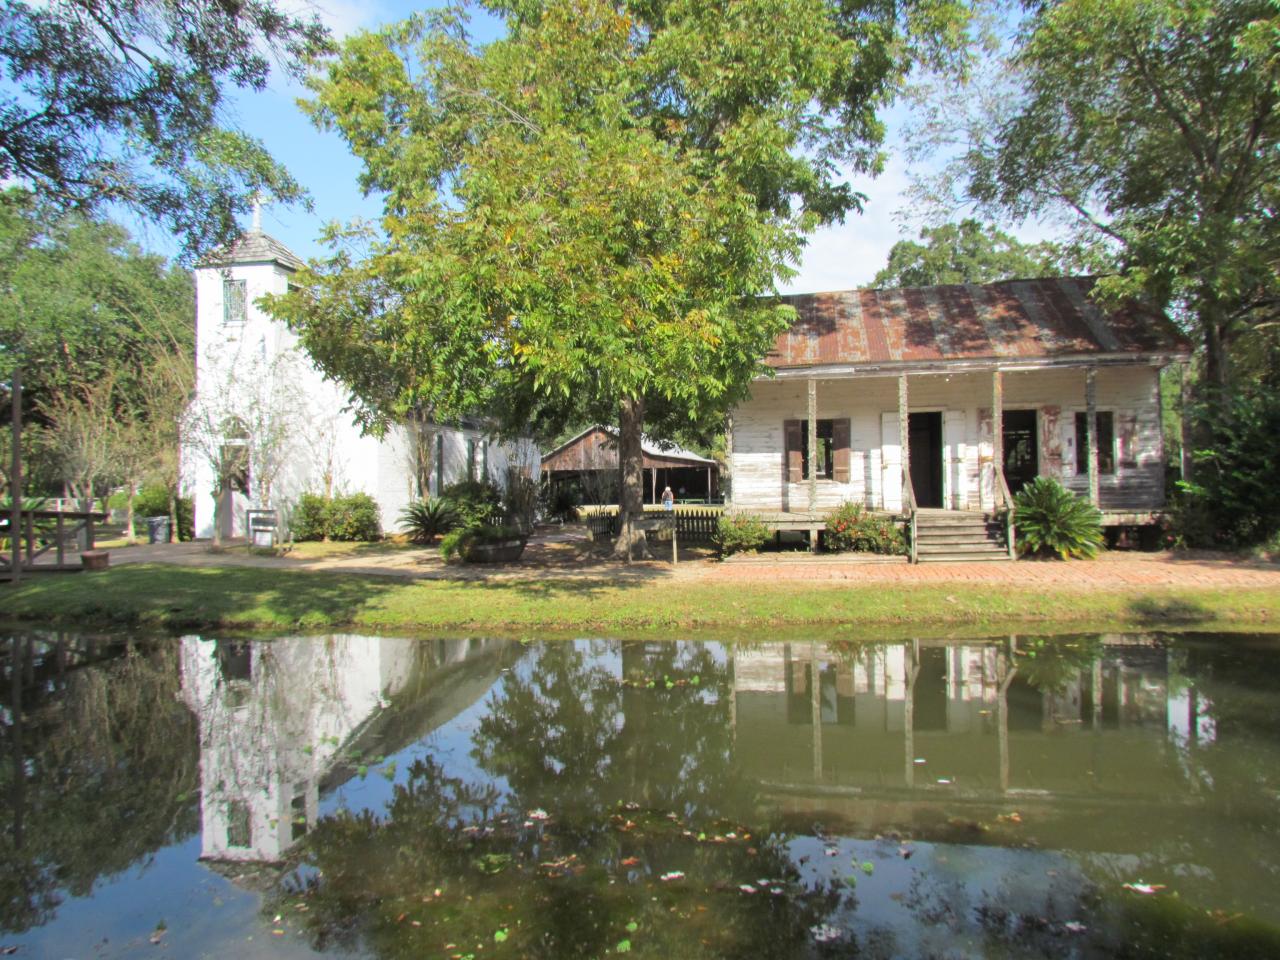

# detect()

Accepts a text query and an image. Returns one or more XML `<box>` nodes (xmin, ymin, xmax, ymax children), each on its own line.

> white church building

<box><xmin>185</xmin><ymin>218</ymin><xmax>539</xmax><ymax>540</ymax></box>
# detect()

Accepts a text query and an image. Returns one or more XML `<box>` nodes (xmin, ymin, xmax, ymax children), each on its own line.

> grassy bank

<box><xmin>2</xmin><ymin>564</ymin><xmax>1277</xmax><ymax>639</ymax></box>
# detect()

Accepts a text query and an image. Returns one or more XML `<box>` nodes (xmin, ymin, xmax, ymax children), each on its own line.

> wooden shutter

<box><xmin>784</xmin><ymin>420</ymin><xmax>803</xmax><ymax>483</ymax></box>
<box><xmin>832</xmin><ymin>418</ymin><xmax>851</xmax><ymax>483</ymax></box>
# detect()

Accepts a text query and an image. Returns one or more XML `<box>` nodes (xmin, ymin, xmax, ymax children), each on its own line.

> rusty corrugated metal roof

<box><xmin>767</xmin><ymin>278</ymin><xmax>1190</xmax><ymax>369</ymax></box>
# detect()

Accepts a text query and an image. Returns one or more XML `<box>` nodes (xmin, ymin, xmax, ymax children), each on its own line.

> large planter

<box><xmin>462</xmin><ymin>538</ymin><xmax>527</xmax><ymax>563</ymax></box>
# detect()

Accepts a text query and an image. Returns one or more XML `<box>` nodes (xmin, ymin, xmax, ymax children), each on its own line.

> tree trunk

<box><xmin>613</xmin><ymin>395</ymin><xmax>651</xmax><ymax>560</ymax></box>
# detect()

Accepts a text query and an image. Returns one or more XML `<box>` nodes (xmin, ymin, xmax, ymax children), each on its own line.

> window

<box><xmin>466</xmin><ymin>439</ymin><xmax>477</xmax><ymax>482</ymax></box>
<box><xmin>434</xmin><ymin>433</ymin><xmax>444</xmax><ymax>495</ymax></box>
<box><xmin>223</xmin><ymin>278</ymin><xmax>247</xmax><ymax>325</ymax></box>
<box><xmin>226</xmin><ymin>800</ymin><xmax>252</xmax><ymax>849</ymax></box>
<box><xmin>1075</xmin><ymin>411</ymin><xmax>1115</xmax><ymax>474</ymax></box>
<box><xmin>801</xmin><ymin>420</ymin><xmax>835</xmax><ymax>479</ymax></box>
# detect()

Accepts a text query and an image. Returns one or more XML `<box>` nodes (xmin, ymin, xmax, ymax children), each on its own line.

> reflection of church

<box><xmin>180</xmin><ymin>635</ymin><xmax>510</xmax><ymax>863</ymax></box>
<box><xmin>731</xmin><ymin>639</ymin><xmax>1214</xmax><ymax>837</ymax></box>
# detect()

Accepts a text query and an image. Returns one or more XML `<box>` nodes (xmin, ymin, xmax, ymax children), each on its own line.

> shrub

<box><xmin>399</xmin><ymin>497</ymin><xmax>459</xmax><ymax>544</ymax></box>
<box><xmin>545</xmin><ymin>483</ymin><xmax>579</xmax><ymax>522</ymax></box>
<box><xmin>503</xmin><ymin>470</ymin><xmax>540</xmax><ymax>532</ymax></box>
<box><xmin>329</xmin><ymin>493</ymin><xmax>381</xmax><ymax>541</ymax></box>
<box><xmin>824</xmin><ymin>502</ymin><xmax>907</xmax><ymax>555</ymax></box>
<box><xmin>715</xmin><ymin>514</ymin><xmax>771</xmax><ymax>556</ymax></box>
<box><xmin>130</xmin><ymin>485</ymin><xmax>194</xmax><ymax>540</ymax></box>
<box><xmin>1013</xmin><ymin>476</ymin><xmax>1104</xmax><ymax>559</ymax></box>
<box><xmin>290</xmin><ymin>493</ymin><xmax>330</xmax><ymax>541</ymax></box>
<box><xmin>440</xmin><ymin>523</ymin><xmax>526</xmax><ymax>562</ymax></box>
<box><xmin>440</xmin><ymin>479</ymin><xmax>504</xmax><ymax>529</ymax></box>
<box><xmin>1177</xmin><ymin>390</ymin><xmax>1280</xmax><ymax>548</ymax></box>
<box><xmin>290</xmin><ymin>492</ymin><xmax>382</xmax><ymax>542</ymax></box>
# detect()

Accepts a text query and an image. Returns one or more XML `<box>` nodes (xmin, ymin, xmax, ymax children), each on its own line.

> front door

<box><xmin>908</xmin><ymin>412</ymin><xmax>944</xmax><ymax>508</ymax></box>
<box><xmin>1002</xmin><ymin>409</ymin><xmax>1039</xmax><ymax>494</ymax></box>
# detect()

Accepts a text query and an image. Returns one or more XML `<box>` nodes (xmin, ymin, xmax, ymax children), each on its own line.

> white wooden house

<box><xmin>184</xmin><ymin>220</ymin><xmax>539</xmax><ymax>540</ymax></box>
<box><xmin>729</xmin><ymin>278</ymin><xmax>1191</xmax><ymax>558</ymax></box>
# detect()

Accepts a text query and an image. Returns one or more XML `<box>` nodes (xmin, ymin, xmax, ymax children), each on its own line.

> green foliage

<box><xmin>439</xmin><ymin>524</ymin><xmax>527</xmax><ymax>562</ymax></box>
<box><xmin>1013</xmin><ymin>477</ymin><xmax>1104</xmax><ymax>559</ymax></box>
<box><xmin>714</xmin><ymin>514</ymin><xmax>771</xmax><ymax>556</ymax></box>
<box><xmin>934</xmin><ymin>0</ymin><xmax>1280</xmax><ymax>390</ymax></box>
<box><xmin>440</xmin><ymin>480</ymin><xmax>504</xmax><ymax>530</ymax></box>
<box><xmin>267</xmin><ymin>0</ymin><xmax>970</xmax><ymax>514</ymax></box>
<box><xmin>398</xmin><ymin>497</ymin><xmax>459</xmax><ymax>544</ymax></box>
<box><xmin>545</xmin><ymin>483</ymin><xmax>581</xmax><ymax>523</ymax></box>
<box><xmin>823</xmin><ymin>502</ymin><xmax>907</xmax><ymax>554</ymax></box>
<box><xmin>131</xmin><ymin>485</ymin><xmax>194</xmax><ymax>541</ymax></box>
<box><xmin>0</xmin><ymin>1</ymin><xmax>331</xmax><ymax>256</ymax></box>
<box><xmin>291</xmin><ymin>493</ymin><xmax>382</xmax><ymax>542</ymax></box>
<box><xmin>502</xmin><ymin>472</ymin><xmax>540</xmax><ymax>533</ymax></box>
<box><xmin>870</xmin><ymin>219</ymin><xmax>1109</xmax><ymax>288</ymax></box>
<box><xmin>1177</xmin><ymin>390</ymin><xmax>1280</xmax><ymax>547</ymax></box>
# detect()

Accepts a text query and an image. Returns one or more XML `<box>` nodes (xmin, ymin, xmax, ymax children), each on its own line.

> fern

<box><xmin>1013</xmin><ymin>477</ymin><xmax>1104</xmax><ymax>559</ymax></box>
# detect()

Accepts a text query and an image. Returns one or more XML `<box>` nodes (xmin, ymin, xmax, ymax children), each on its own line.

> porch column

<box><xmin>1179</xmin><ymin>361</ymin><xmax>1193</xmax><ymax>484</ymax></box>
<box><xmin>807</xmin><ymin>378</ymin><xmax>817</xmax><ymax>514</ymax></box>
<box><xmin>898</xmin><ymin>374</ymin><xmax>910</xmax><ymax>507</ymax></box>
<box><xmin>724</xmin><ymin>415</ymin><xmax>734</xmax><ymax>506</ymax></box>
<box><xmin>705</xmin><ymin>466</ymin><xmax>711</xmax><ymax>501</ymax></box>
<box><xmin>1086</xmin><ymin>366</ymin><xmax>1100</xmax><ymax>507</ymax></box>
<box><xmin>651</xmin><ymin>467</ymin><xmax>657</xmax><ymax>504</ymax></box>
<box><xmin>992</xmin><ymin>368</ymin><xmax>1003</xmax><ymax>509</ymax></box>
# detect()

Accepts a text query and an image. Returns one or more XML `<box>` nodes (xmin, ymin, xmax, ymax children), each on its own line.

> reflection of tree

<box><xmin>271</xmin><ymin>641</ymin><xmax>842</xmax><ymax>958</ymax></box>
<box><xmin>1012</xmin><ymin>635</ymin><xmax>1103</xmax><ymax>693</ymax></box>
<box><xmin>0</xmin><ymin>634</ymin><xmax>199</xmax><ymax>933</ymax></box>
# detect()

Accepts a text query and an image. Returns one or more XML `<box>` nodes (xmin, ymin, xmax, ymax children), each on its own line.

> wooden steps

<box><xmin>913</xmin><ymin>510</ymin><xmax>1010</xmax><ymax>563</ymax></box>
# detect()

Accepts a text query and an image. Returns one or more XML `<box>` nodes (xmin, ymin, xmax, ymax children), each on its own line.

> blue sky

<box><xmin>137</xmin><ymin>0</ymin><xmax>999</xmax><ymax>292</ymax></box>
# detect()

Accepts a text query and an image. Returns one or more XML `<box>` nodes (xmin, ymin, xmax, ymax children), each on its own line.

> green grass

<box><xmin>2</xmin><ymin>564</ymin><xmax>1278</xmax><ymax>639</ymax></box>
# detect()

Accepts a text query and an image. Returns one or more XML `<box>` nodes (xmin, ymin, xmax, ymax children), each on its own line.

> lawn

<box><xmin>2</xmin><ymin>564</ymin><xmax>1277</xmax><ymax>639</ymax></box>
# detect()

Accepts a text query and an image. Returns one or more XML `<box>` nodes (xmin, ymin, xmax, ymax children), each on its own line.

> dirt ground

<box><xmin>98</xmin><ymin>525</ymin><xmax>1280</xmax><ymax>591</ymax></box>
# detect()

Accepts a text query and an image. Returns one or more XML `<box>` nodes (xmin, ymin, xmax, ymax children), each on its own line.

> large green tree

<box><xmin>869</xmin><ymin>218</ymin><xmax>1109</xmax><ymax>288</ymax></box>
<box><xmin>0</xmin><ymin>0</ymin><xmax>331</xmax><ymax>256</ymax></box>
<box><xmin>0</xmin><ymin>189</ymin><xmax>194</xmax><ymax>505</ymax></box>
<box><xmin>270</xmin><ymin>0</ymin><xmax>967</xmax><ymax>554</ymax></box>
<box><xmin>919</xmin><ymin>0</ymin><xmax>1280</xmax><ymax>390</ymax></box>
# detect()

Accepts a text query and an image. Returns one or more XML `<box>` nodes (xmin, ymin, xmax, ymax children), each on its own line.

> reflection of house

<box><xmin>180</xmin><ymin>634</ymin><xmax>509</xmax><ymax>863</ymax></box>
<box><xmin>539</xmin><ymin>425</ymin><xmax>720</xmax><ymax>504</ymax></box>
<box><xmin>732</xmin><ymin>640</ymin><xmax>1211</xmax><ymax>815</ymax></box>
<box><xmin>729</xmin><ymin>279</ymin><xmax>1191</xmax><ymax>532</ymax></box>
<box><xmin>185</xmin><ymin>218</ymin><xmax>539</xmax><ymax>540</ymax></box>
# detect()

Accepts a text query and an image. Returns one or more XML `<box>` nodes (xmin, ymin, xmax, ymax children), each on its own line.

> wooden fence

<box><xmin>584</xmin><ymin>506</ymin><xmax>723</xmax><ymax>544</ymax></box>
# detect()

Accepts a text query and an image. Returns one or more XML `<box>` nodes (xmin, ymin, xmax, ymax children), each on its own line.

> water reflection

<box><xmin>2</xmin><ymin>630</ymin><xmax>1279</xmax><ymax>958</ymax></box>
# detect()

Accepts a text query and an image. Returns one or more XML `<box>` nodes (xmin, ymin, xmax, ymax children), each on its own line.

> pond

<box><xmin>2</xmin><ymin>630</ymin><xmax>1280</xmax><ymax>958</ymax></box>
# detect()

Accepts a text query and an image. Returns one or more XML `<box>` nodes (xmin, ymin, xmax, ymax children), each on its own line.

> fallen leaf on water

<box><xmin>620</xmin><ymin>856</ymin><xmax>641</xmax><ymax>867</ymax></box>
<box><xmin>739</xmin><ymin>884</ymin><xmax>756</xmax><ymax>894</ymax></box>
<box><xmin>660</xmin><ymin>871</ymin><xmax>685</xmax><ymax>882</ymax></box>
<box><xmin>494</xmin><ymin>928</ymin><xmax>509</xmax><ymax>943</ymax></box>
<box><xmin>616</xmin><ymin>939</ymin><xmax>632</xmax><ymax>953</ymax></box>
<box><xmin>996</xmin><ymin>812</ymin><xmax>1023</xmax><ymax>824</ymax></box>
<box><xmin>1123</xmin><ymin>882</ymin><xmax>1167</xmax><ymax>895</ymax></box>
<box><xmin>1064</xmin><ymin>921</ymin><xmax>1088</xmax><ymax>933</ymax></box>
<box><xmin>625</xmin><ymin>921</ymin><xmax>639</xmax><ymax>933</ymax></box>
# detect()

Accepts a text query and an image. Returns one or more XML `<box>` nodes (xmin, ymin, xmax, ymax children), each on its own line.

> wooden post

<box><xmin>904</xmin><ymin>640</ymin><xmax>917</xmax><ymax>789</ymax></box>
<box><xmin>1086</xmin><ymin>366</ymin><xmax>1100</xmax><ymax>507</ymax></box>
<box><xmin>56</xmin><ymin>512</ymin><xmax>64</xmax><ymax>566</ymax></box>
<box><xmin>810</xmin><ymin>649</ymin><xmax>822</xmax><ymax>782</ymax></box>
<box><xmin>9</xmin><ymin>365</ymin><xmax>20</xmax><ymax>583</ymax></box>
<box><xmin>671</xmin><ymin>516</ymin><xmax>678</xmax><ymax>566</ymax></box>
<box><xmin>705</xmin><ymin>465</ymin><xmax>711</xmax><ymax>501</ymax></box>
<box><xmin>1179</xmin><ymin>361</ymin><xmax>1193</xmax><ymax>484</ymax></box>
<box><xmin>992</xmin><ymin>369</ymin><xmax>1004</xmax><ymax>508</ymax></box>
<box><xmin>898</xmin><ymin>374</ymin><xmax>910</xmax><ymax>505</ymax></box>
<box><xmin>806</xmin><ymin>378</ymin><xmax>817</xmax><ymax>514</ymax></box>
<box><xmin>650</xmin><ymin>467</ymin><xmax>657</xmax><ymax>505</ymax></box>
<box><xmin>724</xmin><ymin>415</ymin><xmax>734</xmax><ymax>506</ymax></box>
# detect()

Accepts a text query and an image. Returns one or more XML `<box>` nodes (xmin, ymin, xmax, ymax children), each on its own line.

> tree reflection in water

<box><xmin>272</xmin><ymin>641</ymin><xmax>842</xmax><ymax>959</ymax></box>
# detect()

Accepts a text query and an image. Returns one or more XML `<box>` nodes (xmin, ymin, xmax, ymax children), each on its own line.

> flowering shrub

<box><xmin>714</xmin><ymin>514</ymin><xmax>771</xmax><ymax>556</ymax></box>
<box><xmin>823</xmin><ymin>502</ymin><xmax>907</xmax><ymax>555</ymax></box>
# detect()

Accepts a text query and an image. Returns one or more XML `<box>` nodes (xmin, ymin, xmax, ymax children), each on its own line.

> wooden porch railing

<box><xmin>993</xmin><ymin>464</ymin><xmax>1017</xmax><ymax>560</ymax></box>
<box><xmin>902</xmin><ymin>467</ymin><xmax>918</xmax><ymax>564</ymax></box>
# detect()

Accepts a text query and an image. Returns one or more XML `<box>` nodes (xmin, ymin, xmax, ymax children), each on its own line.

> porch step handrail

<box><xmin>993</xmin><ymin>464</ymin><xmax>1017</xmax><ymax>560</ymax></box>
<box><xmin>902</xmin><ymin>467</ymin><xmax>918</xmax><ymax>564</ymax></box>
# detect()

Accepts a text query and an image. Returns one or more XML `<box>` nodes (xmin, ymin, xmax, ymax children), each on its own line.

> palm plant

<box><xmin>1013</xmin><ymin>477</ymin><xmax>1104</xmax><ymax>559</ymax></box>
<box><xmin>398</xmin><ymin>497</ymin><xmax>459</xmax><ymax>544</ymax></box>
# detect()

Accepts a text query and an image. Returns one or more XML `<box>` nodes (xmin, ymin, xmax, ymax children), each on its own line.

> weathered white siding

<box><xmin>730</xmin><ymin>365</ymin><xmax>1165</xmax><ymax>513</ymax></box>
<box><xmin>185</xmin><ymin>252</ymin><xmax>540</xmax><ymax>540</ymax></box>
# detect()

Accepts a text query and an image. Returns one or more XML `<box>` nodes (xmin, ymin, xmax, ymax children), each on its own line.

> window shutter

<box><xmin>784</xmin><ymin>420</ymin><xmax>803</xmax><ymax>483</ymax></box>
<box><xmin>832</xmin><ymin>418</ymin><xmax>851</xmax><ymax>483</ymax></box>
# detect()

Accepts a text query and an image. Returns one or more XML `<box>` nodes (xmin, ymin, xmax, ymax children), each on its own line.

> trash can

<box><xmin>146</xmin><ymin>516</ymin><xmax>171</xmax><ymax>544</ymax></box>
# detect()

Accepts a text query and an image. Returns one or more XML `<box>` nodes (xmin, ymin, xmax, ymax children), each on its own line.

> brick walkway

<box><xmin>101</xmin><ymin>534</ymin><xmax>1280</xmax><ymax>592</ymax></box>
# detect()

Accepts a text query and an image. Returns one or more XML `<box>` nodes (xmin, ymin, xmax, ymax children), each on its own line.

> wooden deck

<box><xmin>1</xmin><ymin>509</ymin><xmax>110</xmax><ymax>580</ymax></box>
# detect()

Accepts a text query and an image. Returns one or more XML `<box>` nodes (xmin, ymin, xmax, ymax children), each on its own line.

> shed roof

<box><xmin>768</xmin><ymin>277</ymin><xmax>1191</xmax><ymax>371</ymax></box>
<box><xmin>198</xmin><ymin>229</ymin><xmax>305</xmax><ymax>272</ymax></box>
<box><xmin>541</xmin><ymin>425</ymin><xmax>717</xmax><ymax>472</ymax></box>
